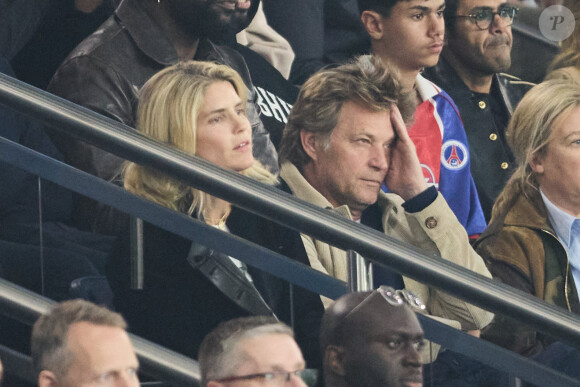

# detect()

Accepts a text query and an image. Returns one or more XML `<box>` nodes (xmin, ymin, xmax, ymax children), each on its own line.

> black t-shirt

<box><xmin>229</xmin><ymin>43</ymin><xmax>299</xmax><ymax>149</ymax></box>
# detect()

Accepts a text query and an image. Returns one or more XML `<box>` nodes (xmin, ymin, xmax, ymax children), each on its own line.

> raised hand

<box><xmin>384</xmin><ymin>105</ymin><xmax>429</xmax><ymax>201</ymax></box>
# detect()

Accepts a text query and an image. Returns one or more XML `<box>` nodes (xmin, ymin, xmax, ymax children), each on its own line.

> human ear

<box><xmin>529</xmin><ymin>152</ymin><xmax>545</xmax><ymax>174</ymax></box>
<box><xmin>38</xmin><ymin>370</ymin><xmax>59</xmax><ymax>387</ymax></box>
<box><xmin>300</xmin><ymin>130</ymin><xmax>319</xmax><ymax>162</ymax></box>
<box><xmin>361</xmin><ymin>10</ymin><xmax>384</xmax><ymax>40</ymax></box>
<box><xmin>325</xmin><ymin>345</ymin><xmax>347</xmax><ymax>377</ymax></box>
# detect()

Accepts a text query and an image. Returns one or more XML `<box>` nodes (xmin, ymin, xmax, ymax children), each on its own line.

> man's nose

<box><xmin>369</xmin><ymin>145</ymin><xmax>389</xmax><ymax>171</ymax></box>
<box><xmin>490</xmin><ymin>13</ymin><xmax>509</xmax><ymax>33</ymax></box>
<box><xmin>428</xmin><ymin>13</ymin><xmax>444</xmax><ymax>37</ymax></box>
<box><xmin>402</xmin><ymin>343</ymin><xmax>423</xmax><ymax>368</ymax></box>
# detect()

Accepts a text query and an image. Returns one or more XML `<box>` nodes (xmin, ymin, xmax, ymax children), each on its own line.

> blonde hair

<box><xmin>491</xmin><ymin>79</ymin><xmax>580</xmax><ymax>220</ymax></box>
<box><xmin>124</xmin><ymin>61</ymin><xmax>277</xmax><ymax>217</ymax></box>
<box><xmin>547</xmin><ymin>0</ymin><xmax>580</xmax><ymax>73</ymax></box>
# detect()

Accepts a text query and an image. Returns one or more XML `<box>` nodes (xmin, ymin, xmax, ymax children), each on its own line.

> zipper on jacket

<box><xmin>541</xmin><ymin>229</ymin><xmax>572</xmax><ymax>312</ymax></box>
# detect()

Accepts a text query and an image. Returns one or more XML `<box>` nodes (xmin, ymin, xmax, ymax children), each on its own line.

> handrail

<box><xmin>1</xmin><ymin>72</ymin><xmax>580</xmax><ymax>349</ymax></box>
<box><xmin>2</xmin><ymin>134</ymin><xmax>580</xmax><ymax>386</ymax></box>
<box><xmin>0</xmin><ymin>278</ymin><xmax>200</xmax><ymax>386</ymax></box>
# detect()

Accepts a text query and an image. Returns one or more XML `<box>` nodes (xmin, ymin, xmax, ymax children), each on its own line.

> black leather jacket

<box><xmin>107</xmin><ymin>220</ymin><xmax>273</xmax><ymax>358</ymax></box>
<box><xmin>424</xmin><ymin>58</ymin><xmax>534</xmax><ymax>221</ymax></box>
<box><xmin>48</xmin><ymin>0</ymin><xmax>278</xmax><ymax>181</ymax></box>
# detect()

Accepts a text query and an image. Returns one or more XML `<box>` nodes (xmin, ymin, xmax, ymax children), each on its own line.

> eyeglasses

<box><xmin>214</xmin><ymin>369</ymin><xmax>318</xmax><ymax>385</ymax></box>
<box><xmin>453</xmin><ymin>6</ymin><xmax>518</xmax><ymax>30</ymax></box>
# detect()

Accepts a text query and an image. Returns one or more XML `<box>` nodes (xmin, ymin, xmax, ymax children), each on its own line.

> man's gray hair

<box><xmin>198</xmin><ymin>316</ymin><xmax>293</xmax><ymax>386</ymax></box>
<box><xmin>31</xmin><ymin>299</ymin><xmax>127</xmax><ymax>378</ymax></box>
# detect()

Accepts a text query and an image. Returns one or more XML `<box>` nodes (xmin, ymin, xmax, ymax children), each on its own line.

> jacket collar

<box><xmin>429</xmin><ymin>55</ymin><xmax>533</xmax><ymax>115</ymax></box>
<box><xmin>501</xmin><ymin>187</ymin><xmax>553</xmax><ymax>232</ymax></box>
<box><xmin>280</xmin><ymin>162</ymin><xmax>353</xmax><ymax>219</ymax></box>
<box><xmin>430</xmin><ymin>56</ymin><xmax>470</xmax><ymax>91</ymax></box>
<box><xmin>494</xmin><ymin>72</ymin><xmax>534</xmax><ymax>115</ymax></box>
<box><xmin>416</xmin><ymin>73</ymin><xmax>441</xmax><ymax>101</ymax></box>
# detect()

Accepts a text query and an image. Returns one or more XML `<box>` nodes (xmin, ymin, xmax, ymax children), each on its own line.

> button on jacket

<box><xmin>424</xmin><ymin>58</ymin><xmax>534</xmax><ymax>222</ymax></box>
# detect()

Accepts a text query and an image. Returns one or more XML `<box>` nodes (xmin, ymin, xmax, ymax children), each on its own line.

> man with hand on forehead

<box><xmin>233</xmin><ymin>55</ymin><xmax>492</xmax><ymax>371</ymax></box>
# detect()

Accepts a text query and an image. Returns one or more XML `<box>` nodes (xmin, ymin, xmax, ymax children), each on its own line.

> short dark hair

<box><xmin>198</xmin><ymin>316</ymin><xmax>294</xmax><ymax>386</ymax></box>
<box><xmin>31</xmin><ymin>299</ymin><xmax>127</xmax><ymax>377</ymax></box>
<box><xmin>357</xmin><ymin>0</ymin><xmax>404</xmax><ymax>17</ymax></box>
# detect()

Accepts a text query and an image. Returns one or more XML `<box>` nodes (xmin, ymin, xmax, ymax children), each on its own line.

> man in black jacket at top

<box><xmin>424</xmin><ymin>0</ymin><xmax>533</xmax><ymax>222</ymax></box>
<box><xmin>47</xmin><ymin>0</ymin><xmax>280</xmax><ymax>233</ymax></box>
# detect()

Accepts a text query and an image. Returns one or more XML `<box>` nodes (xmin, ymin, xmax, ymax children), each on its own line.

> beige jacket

<box><xmin>281</xmin><ymin>162</ymin><xmax>494</xmax><ymax>336</ymax></box>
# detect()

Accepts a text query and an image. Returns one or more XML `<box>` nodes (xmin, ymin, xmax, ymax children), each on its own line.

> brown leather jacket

<box><xmin>475</xmin><ymin>188</ymin><xmax>580</xmax><ymax>356</ymax></box>
<box><xmin>47</xmin><ymin>0</ymin><xmax>278</xmax><ymax>181</ymax></box>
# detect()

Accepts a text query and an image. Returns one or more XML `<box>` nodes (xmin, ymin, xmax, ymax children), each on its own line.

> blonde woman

<box><xmin>123</xmin><ymin>61</ymin><xmax>277</xmax><ymax>224</ymax></box>
<box><xmin>476</xmin><ymin>79</ymin><xmax>580</xmax><ymax>357</ymax></box>
<box><xmin>107</xmin><ymin>61</ymin><xmax>276</xmax><ymax>359</ymax></box>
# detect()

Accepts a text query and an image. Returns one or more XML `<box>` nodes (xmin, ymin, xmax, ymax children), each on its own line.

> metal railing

<box><xmin>0</xmin><ymin>278</ymin><xmax>200</xmax><ymax>386</ymax></box>
<box><xmin>1</xmin><ymin>134</ymin><xmax>578</xmax><ymax>386</ymax></box>
<box><xmin>1</xmin><ymin>71</ymin><xmax>580</xmax><ymax>385</ymax></box>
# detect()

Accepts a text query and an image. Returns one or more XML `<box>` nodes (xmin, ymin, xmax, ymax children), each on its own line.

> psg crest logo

<box><xmin>441</xmin><ymin>140</ymin><xmax>468</xmax><ymax>171</ymax></box>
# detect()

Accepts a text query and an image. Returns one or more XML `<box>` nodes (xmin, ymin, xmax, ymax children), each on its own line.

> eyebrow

<box><xmin>468</xmin><ymin>6</ymin><xmax>494</xmax><ymax>12</ymax></box>
<box><xmin>202</xmin><ymin>101</ymin><xmax>244</xmax><ymax>117</ymax></box>
<box><xmin>408</xmin><ymin>3</ymin><xmax>445</xmax><ymax>12</ymax></box>
<box><xmin>270</xmin><ymin>362</ymin><xmax>306</xmax><ymax>372</ymax></box>
<box><xmin>563</xmin><ymin>131</ymin><xmax>580</xmax><ymax>140</ymax></box>
<box><xmin>373</xmin><ymin>332</ymin><xmax>425</xmax><ymax>341</ymax></box>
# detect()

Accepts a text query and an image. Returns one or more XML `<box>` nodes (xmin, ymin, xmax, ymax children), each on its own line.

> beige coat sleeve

<box><xmin>383</xmin><ymin>193</ymin><xmax>494</xmax><ymax>331</ymax></box>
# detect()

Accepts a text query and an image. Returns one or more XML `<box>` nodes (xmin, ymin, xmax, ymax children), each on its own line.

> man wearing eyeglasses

<box><xmin>199</xmin><ymin>316</ymin><xmax>314</xmax><ymax>387</ymax></box>
<box><xmin>424</xmin><ymin>0</ymin><xmax>534</xmax><ymax>222</ymax></box>
<box><xmin>320</xmin><ymin>287</ymin><xmax>425</xmax><ymax>387</ymax></box>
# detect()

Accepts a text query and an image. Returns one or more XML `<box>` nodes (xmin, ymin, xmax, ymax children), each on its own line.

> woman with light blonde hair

<box><xmin>124</xmin><ymin>60</ymin><xmax>276</xmax><ymax>225</ymax></box>
<box><xmin>476</xmin><ymin>79</ymin><xmax>580</xmax><ymax>356</ymax></box>
<box><xmin>108</xmin><ymin>60</ymin><xmax>278</xmax><ymax>359</ymax></box>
